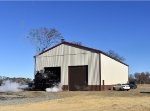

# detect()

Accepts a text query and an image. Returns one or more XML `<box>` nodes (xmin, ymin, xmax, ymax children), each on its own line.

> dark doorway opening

<box><xmin>44</xmin><ymin>67</ymin><xmax>61</xmax><ymax>83</ymax></box>
<box><xmin>69</xmin><ymin>65</ymin><xmax>88</xmax><ymax>91</ymax></box>
<box><xmin>34</xmin><ymin>67</ymin><xmax>61</xmax><ymax>90</ymax></box>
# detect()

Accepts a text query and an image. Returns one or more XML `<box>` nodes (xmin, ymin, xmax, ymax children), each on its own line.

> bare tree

<box><xmin>129</xmin><ymin>74</ymin><xmax>135</xmax><ymax>83</ymax></box>
<box><xmin>140</xmin><ymin>72</ymin><xmax>147</xmax><ymax>84</ymax></box>
<box><xmin>132</xmin><ymin>72</ymin><xmax>150</xmax><ymax>84</ymax></box>
<box><xmin>107</xmin><ymin>50</ymin><xmax>125</xmax><ymax>62</ymax></box>
<box><xmin>27</xmin><ymin>27</ymin><xmax>63</xmax><ymax>53</ymax></box>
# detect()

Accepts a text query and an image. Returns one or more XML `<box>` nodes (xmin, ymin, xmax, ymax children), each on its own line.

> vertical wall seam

<box><xmin>99</xmin><ymin>53</ymin><xmax>101</xmax><ymax>91</ymax></box>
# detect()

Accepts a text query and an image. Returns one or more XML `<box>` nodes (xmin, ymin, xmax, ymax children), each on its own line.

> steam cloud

<box><xmin>0</xmin><ymin>80</ymin><xmax>28</xmax><ymax>92</ymax></box>
<box><xmin>46</xmin><ymin>83</ymin><xmax>63</xmax><ymax>92</ymax></box>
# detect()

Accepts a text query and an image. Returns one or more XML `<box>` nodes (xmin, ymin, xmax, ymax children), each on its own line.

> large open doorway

<box><xmin>34</xmin><ymin>67</ymin><xmax>61</xmax><ymax>90</ymax></box>
<box><xmin>44</xmin><ymin>67</ymin><xmax>61</xmax><ymax>83</ymax></box>
<box><xmin>69</xmin><ymin>65</ymin><xmax>88</xmax><ymax>91</ymax></box>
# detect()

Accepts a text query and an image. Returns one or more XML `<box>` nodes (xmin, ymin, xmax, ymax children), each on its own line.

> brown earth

<box><xmin>0</xmin><ymin>85</ymin><xmax>150</xmax><ymax>111</ymax></box>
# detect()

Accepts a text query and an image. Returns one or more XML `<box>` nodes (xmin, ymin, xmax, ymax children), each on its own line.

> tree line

<box><xmin>0</xmin><ymin>76</ymin><xmax>33</xmax><ymax>85</ymax></box>
<box><xmin>129</xmin><ymin>72</ymin><xmax>150</xmax><ymax>84</ymax></box>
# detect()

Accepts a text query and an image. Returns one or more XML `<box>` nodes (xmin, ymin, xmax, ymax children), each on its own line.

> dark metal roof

<box><xmin>35</xmin><ymin>41</ymin><xmax>128</xmax><ymax>66</ymax></box>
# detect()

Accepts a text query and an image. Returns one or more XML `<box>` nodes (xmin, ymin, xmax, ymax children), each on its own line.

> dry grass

<box><xmin>0</xmin><ymin>85</ymin><xmax>150</xmax><ymax>111</ymax></box>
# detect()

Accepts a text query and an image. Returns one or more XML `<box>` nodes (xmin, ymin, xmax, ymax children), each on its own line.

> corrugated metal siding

<box><xmin>35</xmin><ymin>44</ymin><xmax>100</xmax><ymax>85</ymax></box>
<box><xmin>100</xmin><ymin>53</ymin><xmax>128</xmax><ymax>85</ymax></box>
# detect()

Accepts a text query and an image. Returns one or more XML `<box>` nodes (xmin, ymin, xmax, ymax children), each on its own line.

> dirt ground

<box><xmin>0</xmin><ymin>85</ymin><xmax>150</xmax><ymax>111</ymax></box>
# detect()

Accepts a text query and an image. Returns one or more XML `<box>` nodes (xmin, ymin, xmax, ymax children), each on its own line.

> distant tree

<box><xmin>132</xmin><ymin>72</ymin><xmax>150</xmax><ymax>84</ymax></box>
<box><xmin>0</xmin><ymin>76</ymin><xmax>33</xmax><ymax>84</ymax></box>
<box><xmin>107</xmin><ymin>50</ymin><xmax>125</xmax><ymax>62</ymax></box>
<box><xmin>145</xmin><ymin>72</ymin><xmax>150</xmax><ymax>83</ymax></box>
<box><xmin>27</xmin><ymin>27</ymin><xmax>63</xmax><ymax>53</ymax></box>
<box><xmin>129</xmin><ymin>74</ymin><xmax>135</xmax><ymax>83</ymax></box>
<box><xmin>134</xmin><ymin>72</ymin><xmax>140</xmax><ymax>83</ymax></box>
<box><xmin>140</xmin><ymin>72</ymin><xmax>147</xmax><ymax>84</ymax></box>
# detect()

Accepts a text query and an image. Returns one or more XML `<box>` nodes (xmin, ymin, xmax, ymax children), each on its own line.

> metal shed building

<box><xmin>34</xmin><ymin>41</ymin><xmax>128</xmax><ymax>91</ymax></box>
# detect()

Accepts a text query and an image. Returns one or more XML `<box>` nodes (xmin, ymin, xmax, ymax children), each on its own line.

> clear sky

<box><xmin>0</xmin><ymin>1</ymin><xmax>150</xmax><ymax>79</ymax></box>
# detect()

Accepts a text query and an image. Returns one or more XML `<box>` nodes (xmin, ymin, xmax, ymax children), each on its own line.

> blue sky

<box><xmin>0</xmin><ymin>1</ymin><xmax>150</xmax><ymax>79</ymax></box>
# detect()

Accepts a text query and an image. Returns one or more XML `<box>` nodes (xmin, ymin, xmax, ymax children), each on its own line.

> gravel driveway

<box><xmin>0</xmin><ymin>91</ymin><xmax>62</xmax><ymax>105</ymax></box>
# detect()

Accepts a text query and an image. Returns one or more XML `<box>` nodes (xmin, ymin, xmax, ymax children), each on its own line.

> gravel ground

<box><xmin>0</xmin><ymin>91</ymin><xmax>62</xmax><ymax>105</ymax></box>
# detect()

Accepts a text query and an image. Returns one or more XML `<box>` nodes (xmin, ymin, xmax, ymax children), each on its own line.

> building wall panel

<box><xmin>35</xmin><ymin>44</ymin><xmax>100</xmax><ymax>85</ymax></box>
<box><xmin>101</xmin><ymin>53</ymin><xmax>128</xmax><ymax>85</ymax></box>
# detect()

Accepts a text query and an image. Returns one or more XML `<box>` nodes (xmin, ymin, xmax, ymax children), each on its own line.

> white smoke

<box><xmin>46</xmin><ymin>83</ymin><xmax>63</xmax><ymax>92</ymax></box>
<box><xmin>0</xmin><ymin>80</ymin><xmax>28</xmax><ymax>92</ymax></box>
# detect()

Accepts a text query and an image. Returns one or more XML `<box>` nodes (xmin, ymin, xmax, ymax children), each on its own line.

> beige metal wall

<box><xmin>35</xmin><ymin>44</ymin><xmax>100</xmax><ymax>85</ymax></box>
<box><xmin>100</xmin><ymin>53</ymin><xmax>128</xmax><ymax>85</ymax></box>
